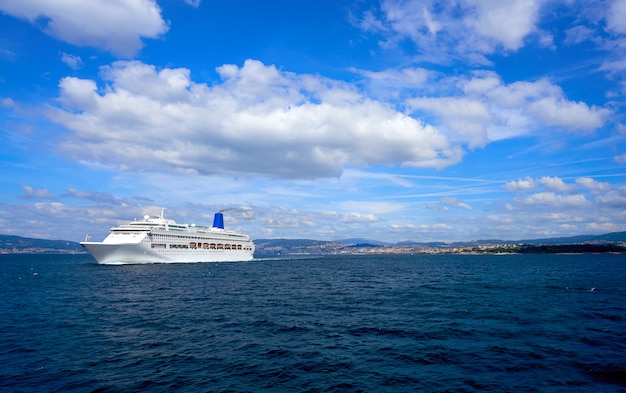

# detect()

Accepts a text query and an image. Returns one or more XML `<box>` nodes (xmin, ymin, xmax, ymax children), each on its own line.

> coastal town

<box><xmin>252</xmin><ymin>239</ymin><xmax>626</xmax><ymax>256</ymax></box>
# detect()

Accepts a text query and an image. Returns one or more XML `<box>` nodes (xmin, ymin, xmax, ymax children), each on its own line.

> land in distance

<box><xmin>254</xmin><ymin>232</ymin><xmax>626</xmax><ymax>256</ymax></box>
<box><xmin>1</xmin><ymin>232</ymin><xmax>625</xmax><ymax>256</ymax></box>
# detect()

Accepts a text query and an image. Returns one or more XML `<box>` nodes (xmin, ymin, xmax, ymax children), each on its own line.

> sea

<box><xmin>1</xmin><ymin>253</ymin><xmax>625</xmax><ymax>392</ymax></box>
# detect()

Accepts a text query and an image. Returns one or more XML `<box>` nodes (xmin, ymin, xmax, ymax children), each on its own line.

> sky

<box><xmin>1</xmin><ymin>0</ymin><xmax>626</xmax><ymax>243</ymax></box>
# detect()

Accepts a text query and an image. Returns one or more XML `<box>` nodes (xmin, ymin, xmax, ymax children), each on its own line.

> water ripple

<box><xmin>1</xmin><ymin>253</ymin><xmax>625</xmax><ymax>392</ymax></box>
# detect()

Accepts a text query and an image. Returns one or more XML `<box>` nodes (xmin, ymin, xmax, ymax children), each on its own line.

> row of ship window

<box><xmin>152</xmin><ymin>243</ymin><xmax>247</xmax><ymax>250</ymax></box>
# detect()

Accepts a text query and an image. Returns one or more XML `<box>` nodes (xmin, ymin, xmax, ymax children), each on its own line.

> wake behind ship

<box><xmin>80</xmin><ymin>209</ymin><xmax>255</xmax><ymax>264</ymax></box>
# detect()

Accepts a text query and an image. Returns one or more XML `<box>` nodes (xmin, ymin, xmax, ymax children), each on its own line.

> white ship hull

<box><xmin>81</xmin><ymin>242</ymin><xmax>254</xmax><ymax>264</ymax></box>
<box><xmin>81</xmin><ymin>210</ymin><xmax>255</xmax><ymax>264</ymax></box>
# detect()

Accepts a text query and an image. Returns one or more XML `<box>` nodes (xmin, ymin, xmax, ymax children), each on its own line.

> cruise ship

<box><xmin>80</xmin><ymin>209</ymin><xmax>255</xmax><ymax>264</ymax></box>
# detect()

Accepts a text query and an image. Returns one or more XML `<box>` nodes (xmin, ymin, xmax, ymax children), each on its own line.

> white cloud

<box><xmin>463</xmin><ymin>0</ymin><xmax>541</xmax><ymax>51</ymax></box>
<box><xmin>403</xmin><ymin>72</ymin><xmax>610</xmax><ymax>147</ymax></box>
<box><xmin>504</xmin><ymin>176</ymin><xmax>536</xmax><ymax>191</ymax></box>
<box><xmin>440</xmin><ymin>197</ymin><xmax>472</xmax><ymax>210</ymax></box>
<box><xmin>422</xmin><ymin>7</ymin><xmax>441</xmax><ymax>36</ymax></box>
<box><xmin>520</xmin><ymin>192</ymin><xmax>590</xmax><ymax>207</ymax></box>
<box><xmin>607</xmin><ymin>0</ymin><xmax>626</xmax><ymax>34</ymax></box>
<box><xmin>596</xmin><ymin>194</ymin><xmax>626</xmax><ymax>208</ymax></box>
<box><xmin>505</xmin><ymin>176</ymin><xmax>580</xmax><ymax>194</ymax></box>
<box><xmin>526</xmin><ymin>97</ymin><xmax>609</xmax><ymax>131</ymax></box>
<box><xmin>576</xmin><ymin>177</ymin><xmax>612</xmax><ymax>193</ymax></box>
<box><xmin>573</xmin><ymin>178</ymin><xmax>626</xmax><ymax>208</ymax></box>
<box><xmin>0</xmin><ymin>201</ymin><xmax>171</xmax><ymax>240</ymax></box>
<box><xmin>586</xmin><ymin>222</ymin><xmax>621</xmax><ymax>232</ymax></box>
<box><xmin>370</xmin><ymin>0</ymin><xmax>544</xmax><ymax>62</ymax></box>
<box><xmin>4</xmin><ymin>175</ymin><xmax>626</xmax><ymax>242</ymax></box>
<box><xmin>20</xmin><ymin>185</ymin><xmax>55</xmax><ymax>200</ymax></box>
<box><xmin>340</xmin><ymin>212</ymin><xmax>382</xmax><ymax>224</ymax></box>
<box><xmin>352</xmin><ymin>67</ymin><xmax>431</xmax><ymax>95</ymax></box>
<box><xmin>538</xmin><ymin>176</ymin><xmax>575</xmax><ymax>193</ymax></box>
<box><xmin>407</xmin><ymin>96</ymin><xmax>492</xmax><ymax>147</ymax></box>
<box><xmin>615</xmin><ymin>153</ymin><xmax>626</xmax><ymax>163</ymax></box>
<box><xmin>60</xmin><ymin>52</ymin><xmax>83</xmax><ymax>70</ymax></box>
<box><xmin>465</xmin><ymin>74</ymin><xmax>610</xmax><ymax>135</ymax></box>
<box><xmin>564</xmin><ymin>25</ymin><xmax>597</xmax><ymax>45</ymax></box>
<box><xmin>600</xmin><ymin>59</ymin><xmax>626</xmax><ymax>77</ymax></box>
<box><xmin>497</xmin><ymin>177</ymin><xmax>626</xmax><ymax>230</ymax></box>
<box><xmin>0</xmin><ymin>0</ymin><xmax>168</xmax><ymax>57</ymax></box>
<box><xmin>50</xmin><ymin>59</ymin><xmax>463</xmax><ymax>180</ymax></box>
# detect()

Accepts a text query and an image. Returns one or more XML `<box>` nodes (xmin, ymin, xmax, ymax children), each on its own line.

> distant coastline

<box><xmin>1</xmin><ymin>232</ymin><xmax>625</xmax><ymax>257</ymax></box>
<box><xmin>252</xmin><ymin>241</ymin><xmax>626</xmax><ymax>256</ymax></box>
<box><xmin>0</xmin><ymin>235</ymin><xmax>84</xmax><ymax>255</ymax></box>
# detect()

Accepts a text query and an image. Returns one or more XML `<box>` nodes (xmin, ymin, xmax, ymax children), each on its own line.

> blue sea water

<box><xmin>1</xmin><ymin>253</ymin><xmax>625</xmax><ymax>392</ymax></box>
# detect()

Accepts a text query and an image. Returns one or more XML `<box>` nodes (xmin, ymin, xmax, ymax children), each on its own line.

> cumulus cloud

<box><xmin>596</xmin><ymin>194</ymin><xmax>626</xmax><ymax>208</ymax></box>
<box><xmin>40</xmin><ymin>57</ymin><xmax>614</xmax><ymax>190</ymax></box>
<box><xmin>538</xmin><ymin>176</ymin><xmax>575</xmax><ymax>193</ymax></box>
<box><xmin>366</xmin><ymin>0</ymin><xmax>543</xmax><ymax>62</ymax></box>
<box><xmin>526</xmin><ymin>97</ymin><xmax>608</xmax><ymax>131</ymax></box>
<box><xmin>501</xmin><ymin>176</ymin><xmax>626</xmax><ymax>220</ymax></box>
<box><xmin>518</xmin><ymin>192</ymin><xmax>590</xmax><ymax>207</ymax></box>
<box><xmin>503</xmin><ymin>176</ymin><xmax>537</xmax><ymax>191</ymax></box>
<box><xmin>404</xmin><ymin>72</ymin><xmax>610</xmax><ymax>147</ymax></box>
<box><xmin>576</xmin><ymin>177</ymin><xmax>612</xmax><ymax>193</ymax></box>
<box><xmin>407</xmin><ymin>96</ymin><xmax>493</xmax><ymax>147</ymax></box>
<box><xmin>463</xmin><ymin>0</ymin><xmax>541</xmax><ymax>51</ymax></box>
<box><xmin>465</xmin><ymin>74</ymin><xmax>610</xmax><ymax>134</ymax></box>
<box><xmin>0</xmin><ymin>0</ymin><xmax>168</xmax><ymax>57</ymax></box>
<box><xmin>505</xmin><ymin>175</ymin><xmax>609</xmax><ymax>195</ymax></box>
<box><xmin>495</xmin><ymin>174</ymin><xmax>626</xmax><ymax>237</ymax></box>
<box><xmin>361</xmin><ymin>0</ymin><xmax>626</xmax><ymax>91</ymax></box>
<box><xmin>50</xmin><ymin>59</ymin><xmax>463</xmax><ymax>180</ymax></box>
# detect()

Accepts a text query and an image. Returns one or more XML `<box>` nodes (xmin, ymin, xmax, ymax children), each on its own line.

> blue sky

<box><xmin>1</xmin><ymin>0</ymin><xmax>626</xmax><ymax>243</ymax></box>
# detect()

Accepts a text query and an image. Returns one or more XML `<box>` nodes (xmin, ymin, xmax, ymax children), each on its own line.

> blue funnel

<box><xmin>212</xmin><ymin>212</ymin><xmax>224</xmax><ymax>229</ymax></box>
